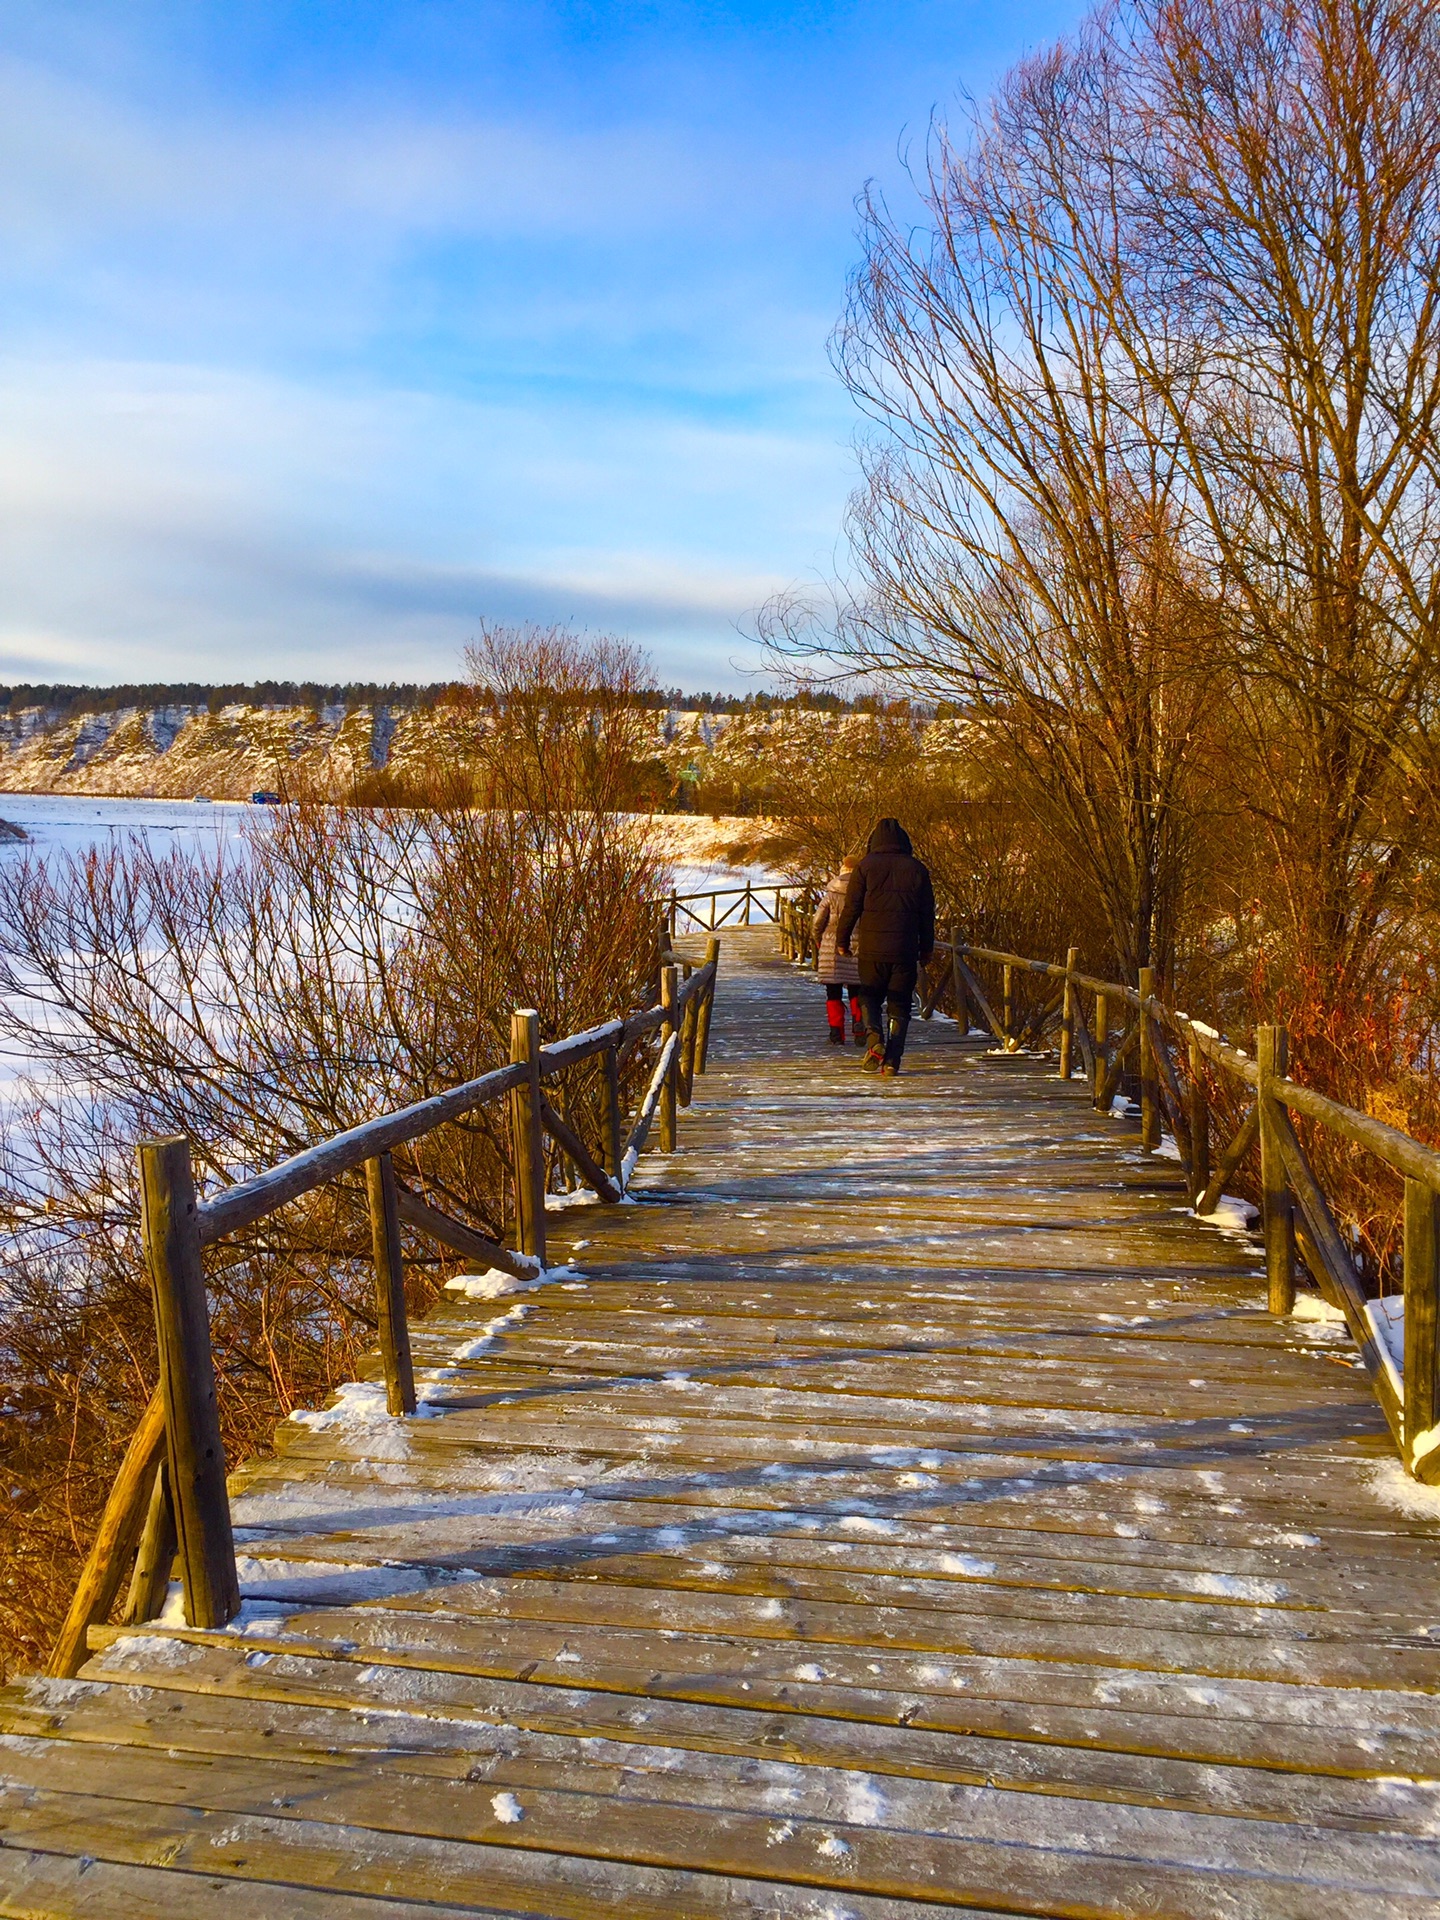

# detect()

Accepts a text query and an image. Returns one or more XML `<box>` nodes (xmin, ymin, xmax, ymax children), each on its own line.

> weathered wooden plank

<box><xmin>74</xmin><ymin>1627</ymin><xmax>1440</xmax><ymax>1779</ymax></box>
<box><xmin>216</xmin><ymin>1517</ymin><xmax>1440</xmax><ymax>1626</ymax></box>
<box><xmin>0</xmin><ymin>1781</ymin><xmax>969</xmax><ymax>1919</ymax></box>
<box><xmin>16</xmin><ymin>1660</ymin><xmax>1440</xmax><ymax>1835</ymax></box>
<box><xmin>224</xmin><ymin>1481</ymin><xmax>1440</xmax><ymax>1593</ymax></box>
<box><xmin>4</xmin><ymin>1736</ymin><xmax>1437</xmax><ymax>1919</ymax></box>
<box><xmin>230</xmin><ymin>1458</ymin><xmax>1440</xmax><ymax>1567</ymax></box>
<box><xmin>111</xmin><ymin>1572</ymin><xmax>1440</xmax><ymax>1692</ymax></box>
<box><xmin>0</xmin><ymin>1848</ymin><xmax>527</xmax><ymax>1920</ymax></box>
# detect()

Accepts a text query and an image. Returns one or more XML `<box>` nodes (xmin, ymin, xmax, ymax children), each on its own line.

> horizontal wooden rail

<box><xmin>940</xmin><ymin>938</ymin><xmax>1440</xmax><ymax>1192</ymax></box>
<box><xmin>667</xmin><ymin>881</ymin><xmax>805</xmax><ymax>936</ymax></box>
<box><xmin>197</xmin><ymin>1062</ymin><xmax>527</xmax><ymax>1246</ymax></box>
<box><xmin>196</xmin><ymin>989</ymin><xmax>712</xmax><ymax>1249</ymax></box>
<box><xmin>1273</xmin><ymin>1077</ymin><xmax>1440</xmax><ymax>1194</ymax></box>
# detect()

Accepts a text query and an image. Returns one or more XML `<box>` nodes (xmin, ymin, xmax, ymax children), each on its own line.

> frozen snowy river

<box><xmin>0</xmin><ymin>793</ymin><xmax>775</xmax><ymax>897</ymax></box>
<box><xmin>0</xmin><ymin>792</ymin><xmax>254</xmax><ymax>864</ymax></box>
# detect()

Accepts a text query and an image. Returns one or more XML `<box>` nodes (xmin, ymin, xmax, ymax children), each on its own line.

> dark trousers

<box><xmin>858</xmin><ymin>958</ymin><xmax>917</xmax><ymax>1065</ymax></box>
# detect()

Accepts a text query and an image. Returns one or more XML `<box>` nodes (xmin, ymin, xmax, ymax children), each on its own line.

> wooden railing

<box><xmin>918</xmin><ymin>933</ymin><xmax>1440</xmax><ymax>1486</ymax></box>
<box><xmin>667</xmin><ymin>880</ymin><xmax>801</xmax><ymax>936</ymax></box>
<box><xmin>777</xmin><ymin>889</ymin><xmax>822</xmax><ymax>966</ymax></box>
<box><xmin>50</xmin><ymin>939</ymin><xmax>722</xmax><ymax>1677</ymax></box>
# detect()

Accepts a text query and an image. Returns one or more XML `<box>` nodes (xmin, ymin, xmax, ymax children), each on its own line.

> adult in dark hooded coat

<box><xmin>835</xmin><ymin>818</ymin><xmax>935</xmax><ymax>1074</ymax></box>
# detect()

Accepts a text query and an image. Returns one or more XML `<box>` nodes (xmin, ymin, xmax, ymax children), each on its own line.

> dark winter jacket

<box><xmin>836</xmin><ymin>819</ymin><xmax>936</xmax><ymax>966</ymax></box>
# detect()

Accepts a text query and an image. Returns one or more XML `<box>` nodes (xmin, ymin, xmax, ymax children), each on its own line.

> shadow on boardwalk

<box><xmin>3</xmin><ymin>928</ymin><xmax>1440</xmax><ymax>1919</ymax></box>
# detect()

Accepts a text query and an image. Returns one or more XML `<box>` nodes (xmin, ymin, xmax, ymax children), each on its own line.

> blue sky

<box><xmin>0</xmin><ymin>1</ymin><xmax>1084</xmax><ymax>692</ymax></box>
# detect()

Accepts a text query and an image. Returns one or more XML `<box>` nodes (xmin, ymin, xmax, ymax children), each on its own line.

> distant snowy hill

<box><xmin>0</xmin><ymin>699</ymin><xmax>970</xmax><ymax>803</ymax></box>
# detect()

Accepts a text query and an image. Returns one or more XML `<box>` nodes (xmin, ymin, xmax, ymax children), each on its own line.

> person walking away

<box><xmin>811</xmin><ymin>856</ymin><xmax>866</xmax><ymax>1046</ymax></box>
<box><xmin>836</xmin><ymin>818</ymin><xmax>935</xmax><ymax>1077</ymax></box>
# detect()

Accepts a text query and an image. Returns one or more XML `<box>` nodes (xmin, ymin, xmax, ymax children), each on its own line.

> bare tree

<box><xmin>1118</xmin><ymin>0</ymin><xmax>1440</xmax><ymax>994</ymax></box>
<box><xmin>772</xmin><ymin>31</ymin><xmax>1223</xmax><ymax>982</ymax></box>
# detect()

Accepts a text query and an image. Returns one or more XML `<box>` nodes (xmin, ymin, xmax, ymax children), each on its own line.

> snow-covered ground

<box><xmin>0</xmin><ymin>794</ymin><xmax>781</xmax><ymax>893</ymax></box>
<box><xmin>0</xmin><ymin>791</ymin><xmax>255</xmax><ymax>863</ymax></box>
<box><xmin>0</xmin><ymin>797</ymin><xmax>262</xmax><ymax>1105</ymax></box>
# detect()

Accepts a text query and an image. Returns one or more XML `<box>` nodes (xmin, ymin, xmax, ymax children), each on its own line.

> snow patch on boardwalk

<box><xmin>1367</xmin><ymin>1459</ymin><xmax>1440</xmax><ymax>1521</ymax></box>
<box><xmin>290</xmin><ymin>1264</ymin><xmax>576</xmax><ymax>1438</ymax></box>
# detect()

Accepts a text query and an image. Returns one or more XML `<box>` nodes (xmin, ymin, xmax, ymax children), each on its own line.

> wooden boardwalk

<box><xmin>4</xmin><ymin>929</ymin><xmax>1440</xmax><ymax>1918</ymax></box>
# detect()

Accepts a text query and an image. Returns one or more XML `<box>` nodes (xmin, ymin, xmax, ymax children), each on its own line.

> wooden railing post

<box><xmin>1256</xmin><ymin>1024</ymin><xmax>1296</xmax><ymax>1315</ymax></box>
<box><xmin>679</xmin><ymin>968</ymin><xmax>700</xmax><ymax>1108</ymax></box>
<box><xmin>601</xmin><ymin>1040</ymin><xmax>623</xmax><ymax>1179</ymax></box>
<box><xmin>949</xmin><ymin>931</ymin><xmax>967</xmax><ymax>1030</ymax></box>
<box><xmin>138</xmin><ymin>1136</ymin><xmax>240</xmax><ymax>1630</ymax></box>
<box><xmin>46</xmin><ymin>1385</ymin><xmax>167</xmax><ymax>1676</ymax></box>
<box><xmin>660</xmin><ymin>964</ymin><xmax>679</xmax><ymax>1150</ymax></box>
<box><xmin>366</xmin><ymin>1150</ymin><xmax>415</xmax><ymax>1416</ymax></box>
<box><xmin>1138</xmin><ymin>968</ymin><xmax>1160</xmax><ymax>1150</ymax></box>
<box><xmin>509</xmin><ymin>1010</ymin><xmax>547</xmax><ymax>1267</ymax></box>
<box><xmin>123</xmin><ymin>1456</ymin><xmax>177</xmax><ymax>1627</ymax></box>
<box><xmin>1002</xmin><ymin>964</ymin><xmax>1014</xmax><ymax>1041</ymax></box>
<box><xmin>1092</xmin><ymin>992</ymin><xmax>1109</xmax><ymax>1109</ymax></box>
<box><xmin>1188</xmin><ymin>1032</ymin><xmax>1211</xmax><ymax>1206</ymax></box>
<box><xmin>696</xmin><ymin>936</ymin><xmax>720</xmax><ymax>1073</ymax></box>
<box><xmin>1404</xmin><ymin>1178</ymin><xmax>1440</xmax><ymax>1476</ymax></box>
<box><xmin>1058</xmin><ymin>947</ymin><xmax>1078</xmax><ymax>1080</ymax></box>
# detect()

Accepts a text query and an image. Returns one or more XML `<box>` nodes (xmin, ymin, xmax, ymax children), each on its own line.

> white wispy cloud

<box><xmin>0</xmin><ymin>5</ymin><xmax>969</xmax><ymax>686</ymax></box>
<box><xmin>0</xmin><ymin>355</ymin><xmax>828</xmax><ymax>682</ymax></box>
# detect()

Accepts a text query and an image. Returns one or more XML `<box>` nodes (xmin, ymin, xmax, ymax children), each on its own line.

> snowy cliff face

<box><xmin>0</xmin><ymin>701</ymin><xmax>702</xmax><ymax>799</ymax></box>
<box><xmin>0</xmin><ymin>702</ymin><xmax>970</xmax><ymax>800</ymax></box>
<box><xmin>0</xmin><ymin>703</ymin><xmax>456</xmax><ymax>798</ymax></box>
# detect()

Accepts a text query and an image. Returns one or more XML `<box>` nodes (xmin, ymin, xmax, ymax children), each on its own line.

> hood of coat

<box><xmin>867</xmin><ymin>817</ymin><xmax>913</xmax><ymax>857</ymax></box>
